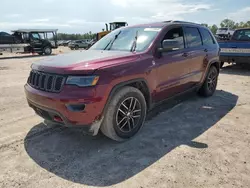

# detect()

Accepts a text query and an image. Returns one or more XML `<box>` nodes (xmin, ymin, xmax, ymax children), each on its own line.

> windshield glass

<box><xmin>90</xmin><ymin>27</ymin><xmax>162</xmax><ymax>52</ymax></box>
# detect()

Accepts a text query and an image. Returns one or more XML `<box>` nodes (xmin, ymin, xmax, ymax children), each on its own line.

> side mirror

<box><xmin>158</xmin><ymin>39</ymin><xmax>181</xmax><ymax>53</ymax></box>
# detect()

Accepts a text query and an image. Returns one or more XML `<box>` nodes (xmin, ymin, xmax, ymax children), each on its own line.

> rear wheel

<box><xmin>198</xmin><ymin>65</ymin><xmax>218</xmax><ymax>97</ymax></box>
<box><xmin>100</xmin><ymin>86</ymin><xmax>147</xmax><ymax>141</ymax></box>
<box><xmin>44</xmin><ymin>46</ymin><xmax>52</xmax><ymax>55</ymax></box>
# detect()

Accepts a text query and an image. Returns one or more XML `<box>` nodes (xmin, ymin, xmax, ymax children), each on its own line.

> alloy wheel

<box><xmin>207</xmin><ymin>68</ymin><xmax>217</xmax><ymax>92</ymax></box>
<box><xmin>116</xmin><ymin>97</ymin><xmax>142</xmax><ymax>133</ymax></box>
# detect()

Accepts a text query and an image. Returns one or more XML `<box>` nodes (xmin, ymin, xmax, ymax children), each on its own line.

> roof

<box><xmin>11</xmin><ymin>29</ymin><xmax>58</xmax><ymax>33</ymax></box>
<box><xmin>109</xmin><ymin>22</ymin><xmax>127</xmax><ymax>24</ymax></box>
<box><xmin>235</xmin><ymin>27</ymin><xmax>250</xmax><ymax>31</ymax></box>
<box><xmin>128</xmin><ymin>20</ymin><xmax>201</xmax><ymax>28</ymax></box>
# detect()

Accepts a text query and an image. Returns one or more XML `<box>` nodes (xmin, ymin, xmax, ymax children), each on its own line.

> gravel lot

<box><xmin>0</xmin><ymin>49</ymin><xmax>249</xmax><ymax>188</ymax></box>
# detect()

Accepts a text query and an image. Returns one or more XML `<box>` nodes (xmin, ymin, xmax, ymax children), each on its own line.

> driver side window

<box><xmin>31</xmin><ymin>33</ymin><xmax>40</xmax><ymax>40</ymax></box>
<box><xmin>162</xmin><ymin>27</ymin><xmax>185</xmax><ymax>50</ymax></box>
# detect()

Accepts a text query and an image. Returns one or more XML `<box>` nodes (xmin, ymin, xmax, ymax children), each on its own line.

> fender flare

<box><xmin>102</xmin><ymin>78</ymin><xmax>152</xmax><ymax>115</ymax></box>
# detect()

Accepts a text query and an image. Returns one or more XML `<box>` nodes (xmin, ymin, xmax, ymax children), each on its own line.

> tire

<box><xmin>100</xmin><ymin>86</ymin><xmax>147</xmax><ymax>141</ymax></box>
<box><xmin>70</xmin><ymin>47</ymin><xmax>74</xmax><ymax>50</ymax></box>
<box><xmin>75</xmin><ymin>45</ymin><xmax>79</xmax><ymax>50</ymax></box>
<box><xmin>43</xmin><ymin>46</ymin><xmax>52</xmax><ymax>55</ymax></box>
<box><xmin>220</xmin><ymin>62</ymin><xmax>224</xmax><ymax>68</ymax></box>
<box><xmin>198</xmin><ymin>65</ymin><xmax>218</xmax><ymax>97</ymax></box>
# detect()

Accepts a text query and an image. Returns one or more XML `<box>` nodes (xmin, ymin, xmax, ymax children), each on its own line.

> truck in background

<box><xmin>219</xmin><ymin>28</ymin><xmax>250</xmax><ymax>67</ymax></box>
<box><xmin>0</xmin><ymin>29</ymin><xmax>58</xmax><ymax>55</ymax></box>
<box><xmin>216</xmin><ymin>27</ymin><xmax>235</xmax><ymax>39</ymax></box>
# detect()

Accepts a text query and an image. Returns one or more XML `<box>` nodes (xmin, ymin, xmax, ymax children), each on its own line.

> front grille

<box><xmin>28</xmin><ymin>70</ymin><xmax>65</xmax><ymax>93</ymax></box>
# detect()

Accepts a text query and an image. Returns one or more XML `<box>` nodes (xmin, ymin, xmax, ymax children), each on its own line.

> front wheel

<box><xmin>100</xmin><ymin>86</ymin><xmax>147</xmax><ymax>141</ymax></box>
<box><xmin>198</xmin><ymin>65</ymin><xmax>218</xmax><ymax>97</ymax></box>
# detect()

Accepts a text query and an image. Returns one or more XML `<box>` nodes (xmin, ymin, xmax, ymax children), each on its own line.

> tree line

<box><xmin>202</xmin><ymin>19</ymin><xmax>250</xmax><ymax>34</ymax></box>
<box><xmin>57</xmin><ymin>31</ymin><xmax>96</xmax><ymax>40</ymax></box>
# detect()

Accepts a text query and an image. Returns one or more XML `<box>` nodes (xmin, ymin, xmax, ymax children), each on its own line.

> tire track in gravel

<box><xmin>0</xmin><ymin>125</ymin><xmax>66</xmax><ymax>152</ymax></box>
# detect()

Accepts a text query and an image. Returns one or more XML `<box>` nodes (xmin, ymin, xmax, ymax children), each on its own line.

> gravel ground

<box><xmin>0</xmin><ymin>49</ymin><xmax>250</xmax><ymax>188</ymax></box>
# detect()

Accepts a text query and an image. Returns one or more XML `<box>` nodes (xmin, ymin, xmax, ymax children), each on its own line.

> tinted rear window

<box><xmin>185</xmin><ymin>27</ymin><xmax>202</xmax><ymax>48</ymax></box>
<box><xmin>233</xmin><ymin>29</ymin><xmax>250</xmax><ymax>41</ymax></box>
<box><xmin>200</xmin><ymin>28</ymin><xmax>215</xmax><ymax>45</ymax></box>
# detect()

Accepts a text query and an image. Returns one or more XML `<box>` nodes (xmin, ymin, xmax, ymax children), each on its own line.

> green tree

<box><xmin>201</xmin><ymin>23</ymin><xmax>208</xmax><ymax>27</ymax></box>
<box><xmin>209</xmin><ymin>24</ymin><xmax>218</xmax><ymax>34</ymax></box>
<box><xmin>220</xmin><ymin>19</ymin><xmax>235</xmax><ymax>28</ymax></box>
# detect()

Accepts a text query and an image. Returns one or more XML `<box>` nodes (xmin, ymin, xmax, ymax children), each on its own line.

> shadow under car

<box><xmin>24</xmin><ymin>90</ymin><xmax>238</xmax><ymax>187</ymax></box>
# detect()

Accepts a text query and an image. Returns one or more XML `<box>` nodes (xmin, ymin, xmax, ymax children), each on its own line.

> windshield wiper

<box><xmin>130</xmin><ymin>30</ymin><xmax>138</xmax><ymax>52</ymax></box>
<box><xmin>103</xmin><ymin>31</ymin><xmax>121</xmax><ymax>50</ymax></box>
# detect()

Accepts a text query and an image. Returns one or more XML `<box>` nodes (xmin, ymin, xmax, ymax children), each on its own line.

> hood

<box><xmin>32</xmin><ymin>50</ymin><xmax>139</xmax><ymax>75</ymax></box>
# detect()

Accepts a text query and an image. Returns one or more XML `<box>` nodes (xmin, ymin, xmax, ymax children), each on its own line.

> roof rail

<box><xmin>163</xmin><ymin>20</ymin><xmax>200</xmax><ymax>25</ymax></box>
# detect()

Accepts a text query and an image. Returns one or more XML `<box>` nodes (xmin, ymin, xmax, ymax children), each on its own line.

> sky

<box><xmin>1</xmin><ymin>0</ymin><xmax>250</xmax><ymax>34</ymax></box>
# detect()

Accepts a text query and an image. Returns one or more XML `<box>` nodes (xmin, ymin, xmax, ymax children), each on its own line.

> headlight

<box><xmin>66</xmin><ymin>76</ymin><xmax>99</xmax><ymax>87</ymax></box>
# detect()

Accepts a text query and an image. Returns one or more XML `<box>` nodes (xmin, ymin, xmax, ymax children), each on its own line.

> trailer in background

<box><xmin>0</xmin><ymin>29</ymin><xmax>58</xmax><ymax>55</ymax></box>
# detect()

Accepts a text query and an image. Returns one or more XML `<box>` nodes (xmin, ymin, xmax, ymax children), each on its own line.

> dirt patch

<box><xmin>0</xmin><ymin>54</ymin><xmax>249</xmax><ymax>188</ymax></box>
<box><xmin>0</xmin><ymin>66</ymin><xmax>8</xmax><ymax>70</ymax></box>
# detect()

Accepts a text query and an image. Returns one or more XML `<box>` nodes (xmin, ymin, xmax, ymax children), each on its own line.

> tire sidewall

<box><xmin>203</xmin><ymin>66</ymin><xmax>218</xmax><ymax>96</ymax></box>
<box><xmin>44</xmin><ymin>46</ymin><xmax>52</xmax><ymax>55</ymax></box>
<box><xmin>112</xmin><ymin>91</ymin><xmax>147</xmax><ymax>139</ymax></box>
<box><xmin>101</xmin><ymin>87</ymin><xmax>147</xmax><ymax>141</ymax></box>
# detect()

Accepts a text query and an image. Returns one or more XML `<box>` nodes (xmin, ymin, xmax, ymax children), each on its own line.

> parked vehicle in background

<box><xmin>0</xmin><ymin>31</ymin><xmax>20</xmax><ymax>44</ymax></box>
<box><xmin>25</xmin><ymin>21</ymin><xmax>220</xmax><ymax>141</ymax></box>
<box><xmin>57</xmin><ymin>40</ymin><xmax>65</xmax><ymax>46</ymax></box>
<box><xmin>68</xmin><ymin>40</ymin><xmax>91</xmax><ymax>50</ymax></box>
<box><xmin>0</xmin><ymin>29</ymin><xmax>58</xmax><ymax>55</ymax></box>
<box><xmin>219</xmin><ymin>28</ymin><xmax>250</xmax><ymax>67</ymax></box>
<box><xmin>95</xmin><ymin>22</ymin><xmax>128</xmax><ymax>42</ymax></box>
<box><xmin>216</xmin><ymin>27</ymin><xmax>235</xmax><ymax>38</ymax></box>
<box><xmin>62</xmin><ymin>40</ymin><xmax>71</xmax><ymax>46</ymax></box>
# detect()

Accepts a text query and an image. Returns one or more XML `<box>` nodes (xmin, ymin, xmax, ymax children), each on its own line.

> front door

<box><xmin>29</xmin><ymin>33</ymin><xmax>43</xmax><ymax>51</ymax></box>
<box><xmin>154</xmin><ymin>26</ymin><xmax>192</xmax><ymax>102</ymax></box>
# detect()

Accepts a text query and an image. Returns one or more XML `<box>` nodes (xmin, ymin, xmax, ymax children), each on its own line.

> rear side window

<box><xmin>200</xmin><ymin>28</ymin><xmax>215</xmax><ymax>45</ymax></box>
<box><xmin>185</xmin><ymin>27</ymin><xmax>202</xmax><ymax>48</ymax></box>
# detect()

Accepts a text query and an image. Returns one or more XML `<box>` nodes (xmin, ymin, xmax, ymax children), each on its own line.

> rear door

<box><xmin>183</xmin><ymin>26</ymin><xmax>206</xmax><ymax>85</ymax></box>
<box><xmin>199</xmin><ymin>27</ymin><xmax>219</xmax><ymax>81</ymax></box>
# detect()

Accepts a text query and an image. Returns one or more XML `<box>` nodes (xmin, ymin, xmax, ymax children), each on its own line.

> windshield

<box><xmin>90</xmin><ymin>27</ymin><xmax>162</xmax><ymax>52</ymax></box>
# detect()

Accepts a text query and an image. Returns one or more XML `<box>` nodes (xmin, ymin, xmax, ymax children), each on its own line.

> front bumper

<box><xmin>24</xmin><ymin>83</ymin><xmax>108</xmax><ymax>134</ymax></box>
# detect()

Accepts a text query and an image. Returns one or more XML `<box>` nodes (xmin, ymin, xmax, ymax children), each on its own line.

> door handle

<box><xmin>231</xmin><ymin>46</ymin><xmax>237</xmax><ymax>48</ymax></box>
<box><xmin>182</xmin><ymin>52</ymin><xmax>189</xmax><ymax>57</ymax></box>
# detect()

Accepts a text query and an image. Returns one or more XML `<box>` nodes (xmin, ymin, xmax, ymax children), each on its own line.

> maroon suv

<box><xmin>25</xmin><ymin>21</ymin><xmax>220</xmax><ymax>141</ymax></box>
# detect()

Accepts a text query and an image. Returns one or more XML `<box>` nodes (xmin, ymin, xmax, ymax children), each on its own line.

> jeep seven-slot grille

<box><xmin>28</xmin><ymin>70</ymin><xmax>65</xmax><ymax>93</ymax></box>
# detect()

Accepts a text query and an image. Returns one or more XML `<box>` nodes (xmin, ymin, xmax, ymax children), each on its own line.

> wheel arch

<box><xmin>210</xmin><ymin>60</ymin><xmax>220</xmax><ymax>73</ymax></box>
<box><xmin>103</xmin><ymin>78</ymin><xmax>152</xmax><ymax>115</ymax></box>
